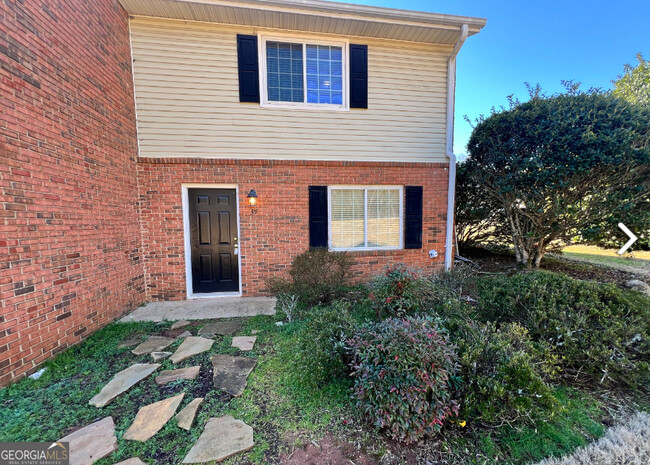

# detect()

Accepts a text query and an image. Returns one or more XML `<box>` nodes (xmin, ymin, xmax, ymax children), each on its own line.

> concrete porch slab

<box><xmin>119</xmin><ymin>297</ymin><xmax>276</xmax><ymax>323</ymax></box>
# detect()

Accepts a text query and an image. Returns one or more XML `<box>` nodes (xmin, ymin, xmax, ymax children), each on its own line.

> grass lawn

<box><xmin>1</xmin><ymin>310</ymin><xmax>646</xmax><ymax>464</ymax></box>
<box><xmin>0</xmin><ymin>315</ymin><xmax>356</xmax><ymax>465</ymax></box>
<box><xmin>561</xmin><ymin>245</ymin><xmax>650</xmax><ymax>274</ymax></box>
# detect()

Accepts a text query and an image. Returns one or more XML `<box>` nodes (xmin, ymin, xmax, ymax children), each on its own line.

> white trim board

<box><xmin>181</xmin><ymin>184</ymin><xmax>243</xmax><ymax>299</ymax></box>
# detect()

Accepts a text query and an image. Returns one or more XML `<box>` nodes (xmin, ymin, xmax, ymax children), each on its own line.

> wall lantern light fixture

<box><xmin>247</xmin><ymin>189</ymin><xmax>258</xmax><ymax>214</ymax></box>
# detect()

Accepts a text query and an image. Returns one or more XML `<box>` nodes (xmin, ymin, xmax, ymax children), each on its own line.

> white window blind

<box><xmin>330</xmin><ymin>187</ymin><xmax>402</xmax><ymax>250</ymax></box>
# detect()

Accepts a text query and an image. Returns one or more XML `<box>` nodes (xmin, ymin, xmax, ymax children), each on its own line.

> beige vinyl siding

<box><xmin>130</xmin><ymin>17</ymin><xmax>452</xmax><ymax>163</ymax></box>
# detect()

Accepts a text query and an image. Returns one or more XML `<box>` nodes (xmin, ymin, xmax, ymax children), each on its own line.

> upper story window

<box><xmin>260</xmin><ymin>35</ymin><xmax>348</xmax><ymax>110</ymax></box>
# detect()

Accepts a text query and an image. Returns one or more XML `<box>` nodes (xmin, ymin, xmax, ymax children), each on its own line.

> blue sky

<box><xmin>333</xmin><ymin>0</ymin><xmax>650</xmax><ymax>157</ymax></box>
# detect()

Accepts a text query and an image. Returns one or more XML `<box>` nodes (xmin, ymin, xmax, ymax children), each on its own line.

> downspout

<box><xmin>444</xmin><ymin>23</ymin><xmax>469</xmax><ymax>270</ymax></box>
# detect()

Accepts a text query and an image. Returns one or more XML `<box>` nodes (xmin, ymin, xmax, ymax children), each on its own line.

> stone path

<box><xmin>132</xmin><ymin>336</ymin><xmax>175</xmax><ymax>355</ymax></box>
<box><xmin>176</xmin><ymin>397</ymin><xmax>204</xmax><ymax>430</ymax></box>
<box><xmin>198</xmin><ymin>320</ymin><xmax>242</xmax><ymax>337</ymax></box>
<box><xmin>182</xmin><ymin>416</ymin><xmax>254</xmax><ymax>463</ymax></box>
<box><xmin>123</xmin><ymin>393</ymin><xmax>185</xmax><ymax>442</ymax></box>
<box><xmin>113</xmin><ymin>458</ymin><xmax>147</xmax><ymax>465</ymax></box>
<box><xmin>151</xmin><ymin>351</ymin><xmax>171</xmax><ymax>362</ymax></box>
<box><xmin>231</xmin><ymin>336</ymin><xmax>256</xmax><ymax>351</ymax></box>
<box><xmin>59</xmin><ymin>416</ymin><xmax>117</xmax><ymax>465</ymax></box>
<box><xmin>89</xmin><ymin>363</ymin><xmax>160</xmax><ymax>407</ymax></box>
<box><xmin>170</xmin><ymin>336</ymin><xmax>214</xmax><ymax>364</ymax></box>
<box><xmin>211</xmin><ymin>355</ymin><xmax>257</xmax><ymax>397</ymax></box>
<box><xmin>117</xmin><ymin>335</ymin><xmax>143</xmax><ymax>348</ymax></box>
<box><xmin>82</xmin><ymin>319</ymin><xmax>261</xmax><ymax>463</ymax></box>
<box><xmin>155</xmin><ymin>366</ymin><xmax>200</xmax><ymax>385</ymax></box>
<box><xmin>171</xmin><ymin>320</ymin><xmax>191</xmax><ymax>330</ymax></box>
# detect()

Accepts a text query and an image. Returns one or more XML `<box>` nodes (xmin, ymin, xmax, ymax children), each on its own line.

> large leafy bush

<box><xmin>476</xmin><ymin>271</ymin><xmax>650</xmax><ymax>386</ymax></box>
<box><xmin>456</xmin><ymin>320</ymin><xmax>559</xmax><ymax>426</ymax></box>
<box><xmin>293</xmin><ymin>301</ymin><xmax>357</xmax><ymax>387</ymax></box>
<box><xmin>462</xmin><ymin>88</ymin><xmax>650</xmax><ymax>265</ymax></box>
<box><xmin>369</xmin><ymin>264</ymin><xmax>475</xmax><ymax>319</ymax></box>
<box><xmin>267</xmin><ymin>248</ymin><xmax>354</xmax><ymax>306</ymax></box>
<box><xmin>349</xmin><ymin>316</ymin><xmax>460</xmax><ymax>443</ymax></box>
<box><xmin>368</xmin><ymin>264</ymin><xmax>436</xmax><ymax>318</ymax></box>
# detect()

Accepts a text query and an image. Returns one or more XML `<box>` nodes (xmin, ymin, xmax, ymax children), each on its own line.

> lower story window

<box><xmin>330</xmin><ymin>187</ymin><xmax>402</xmax><ymax>250</ymax></box>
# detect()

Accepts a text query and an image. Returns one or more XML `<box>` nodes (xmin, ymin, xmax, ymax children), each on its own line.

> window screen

<box><xmin>306</xmin><ymin>45</ymin><xmax>343</xmax><ymax>105</ymax></box>
<box><xmin>266</xmin><ymin>41</ymin><xmax>303</xmax><ymax>103</ymax></box>
<box><xmin>264</xmin><ymin>39</ymin><xmax>344</xmax><ymax>106</ymax></box>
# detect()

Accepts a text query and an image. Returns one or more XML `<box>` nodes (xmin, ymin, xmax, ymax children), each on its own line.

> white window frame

<box><xmin>328</xmin><ymin>185</ymin><xmax>404</xmax><ymax>252</ymax></box>
<box><xmin>258</xmin><ymin>33</ymin><xmax>350</xmax><ymax>111</ymax></box>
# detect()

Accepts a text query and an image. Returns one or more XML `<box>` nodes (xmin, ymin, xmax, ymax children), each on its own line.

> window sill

<box><xmin>330</xmin><ymin>247</ymin><xmax>403</xmax><ymax>253</ymax></box>
<box><xmin>260</xmin><ymin>102</ymin><xmax>350</xmax><ymax>112</ymax></box>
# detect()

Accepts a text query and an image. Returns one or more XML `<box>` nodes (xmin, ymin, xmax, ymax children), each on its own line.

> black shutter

<box><xmin>309</xmin><ymin>186</ymin><xmax>328</xmax><ymax>248</ymax></box>
<box><xmin>404</xmin><ymin>186</ymin><xmax>423</xmax><ymax>249</ymax></box>
<box><xmin>349</xmin><ymin>44</ymin><xmax>368</xmax><ymax>109</ymax></box>
<box><xmin>237</xmin><ymin>34</ymin><xmax>260</xmax><ymax>103</ymax></box>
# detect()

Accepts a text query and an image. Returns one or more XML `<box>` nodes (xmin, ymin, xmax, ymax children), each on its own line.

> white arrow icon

<box><xmin>617</xmin><ymin>223</ymin><xmax>638</xmax><ymax>255</ymax></box>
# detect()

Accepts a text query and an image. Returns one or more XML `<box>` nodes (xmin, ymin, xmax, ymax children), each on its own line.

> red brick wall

<box><xmin>137</xmin><ymin>158</ymin><xmax>450</xmax><ymax>299</ymax></box>
<box><xmin>0</xmin><ymin>0</ymin><xmax>143</xmax><ymax>385</ymax></box>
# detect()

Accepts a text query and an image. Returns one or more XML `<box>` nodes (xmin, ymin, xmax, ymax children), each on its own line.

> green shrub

<box><xmin>477</xmin><ymin>271</ymin><xmax>650</xmax><ymax>386</ymax></box>
<box><xmin>293</xmin><ymin>301</ymin><xmax>357</xmax><ymax>387</ymax></box>
<box><xmin>368</xmin><ymin>264</ymin><xmax>476</xmax><ymax>320</ymax></box>
<box><xmin>349</xmin><ymin>316</ymin><xmax>460</xmax><ymax>443</ymax></box>
<box><xmin>456</xmin><ymin>320</ymin><xmax>559</xmax><ymax>426</ymax></box>
<box><xmin>267</xmin><ymin>248</ymin><xmax>354</xmax><ymax>307</ymax></box>
<box><xmin>275</xmin><ymin>293</ymin><xmax>300</xmax><ymax>322</ymax></box>
<box><xmin>368</xmin><ymin>264</ymin><xmax>436</xmax><ymax>318</ymax></box>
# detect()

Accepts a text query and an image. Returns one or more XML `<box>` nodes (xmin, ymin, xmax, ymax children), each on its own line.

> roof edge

<box><xmin>165</xmin><ymin>0</ymin><xmax>487</xmax><ymax>31</ymax></box>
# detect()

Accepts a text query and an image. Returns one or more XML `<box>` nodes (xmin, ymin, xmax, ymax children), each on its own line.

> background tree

<box><xmin>613</xmin><ymin>53</ymin><xmax>650</xmax><ymax>107</ymax></box>
<box><xmin>462</xmin><ymin>87</ymin><xmax>649</xmax><ymax>267</ymax></box>
<box><xmin>455</xmin><ymin>163</ymin><xmax>509</xmax><ymax>252</ymax></box>
<box><xmin>578</xmin><ymin>54</ymin><xmax>650</xmax><ymax>249</ymax></box>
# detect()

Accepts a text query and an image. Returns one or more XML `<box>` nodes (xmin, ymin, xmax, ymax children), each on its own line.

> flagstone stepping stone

<box><xmin>170</xmin><ymin>336</ymin><xmax>214</xmax><ymax>364</ymax></box>
<box><xmin>117</xmin><ymin>335</ymin><xmax>143</xmax><ymax>348</ymax></box>
<box><xmin>231</xmin><ymin>336</ymin><xmax>256</xmax><ymax>351</ymax></box>
<box><xmin>155</xmin><ymin>366</ymin><xmax>200</xmax><ymax>385</ymax></box>
<box><xmin>176</xmin><ymin>397</ymin><xmax>204</xmax><ymax>430</ymax></box>
<box><xmin>89</xmin><ymin>363</ymin><xmax>160</xmax><ymax>408</ymax></box>
<box><xmin>132</xmin><ymin>336</ymin><xmax>175</xmax><ymax>355</ymax></box>
<box><xmin>211</xmin><ymin>355</ymin><xmax>257</xmax><ymax>397</ymax></box>
<box><xmin>123</xmin><ymin>393</ymin><xmax>185</xmax><ymax>442</ymax></box>
<box><xmin>171</xmin><ymin>320</ymin><xmax>191</xmax><ymax>330</ymax></box>
<box><xmin>59</xmin><ymin>416</ymin><xmax>117</xmax><ymax>465</ymax></box>
<box><xmin>182</xmin><ymin>416</ymin><xmax>254</xmax><ymax>463</ymax></box>
<box><xmin>198</xmin><ymin>320</ymin><xmax>242</xmax><ymax>337</ymax></box>
<box><xmin>251</xmin><ymin>330</ymin><xmax>260</xmax><ymax>335</ymax></box>
<box><xmin>151</xmin><ymin>351</ymin><xmax>172</xmax><ymax>362</ymax></box>
<box><xmin>178</xmin><ymin>331</ymin><xmax>192</xmax><ymax>338</ymax></box>
<box><xmin>112</xmin><ymin>459</ymin><xmax>146</xmax><ymax>465</ymax></box>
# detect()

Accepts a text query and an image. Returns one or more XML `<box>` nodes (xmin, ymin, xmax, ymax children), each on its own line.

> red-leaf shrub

<box><xmin>368</xmin><ymin>264</ymin><xmax>435</xmax><ymax>318</ymax></box>
<box><xmin>349</xmin><ymin>316</ymin><xmax>460</xmax><ymax>443</ymax></box>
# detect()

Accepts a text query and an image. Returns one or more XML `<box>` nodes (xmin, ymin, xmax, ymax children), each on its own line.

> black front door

<box><xmin>189</xmin><ymin>188</ymin><xmax>239</xmax><ymax>293</ymax></box>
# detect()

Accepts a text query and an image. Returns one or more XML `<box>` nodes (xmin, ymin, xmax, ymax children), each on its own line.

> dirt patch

<box><xmin>280</xmin><ymin>435</ymin><xmax>376</xmax><ymax>465</ymax></box>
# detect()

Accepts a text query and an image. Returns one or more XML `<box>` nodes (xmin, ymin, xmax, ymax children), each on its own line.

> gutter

<box><xmin>444</xmin><ymin>23</ymin><xmax>468</xmax><ymax>270</ymax></box>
